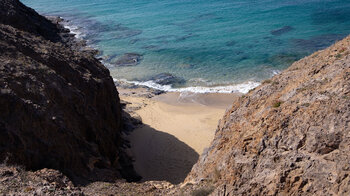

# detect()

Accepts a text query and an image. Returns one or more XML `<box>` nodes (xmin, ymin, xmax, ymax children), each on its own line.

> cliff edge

<box><xmin>187</xmin><ymin>36</ymin><xmax>350</xmax><ymax>195</ymax></box>
<box><xmin>0</xmin><ymin>0</ymin><xmax>139</xmax><ymax>184</ymax></box>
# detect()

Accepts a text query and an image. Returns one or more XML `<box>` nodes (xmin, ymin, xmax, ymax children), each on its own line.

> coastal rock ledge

<box><xmin>186</xmin><ymin>36</ymin><xmax>350</xmax><ymax>195</ymax></box>
<box><xmin>0</xmin><ymin>0</ymin><xmax>139</xmax><ymax>184</ymax></box>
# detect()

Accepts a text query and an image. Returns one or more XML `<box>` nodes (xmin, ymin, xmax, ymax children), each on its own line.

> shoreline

<box><xmin>119</xmin><ymin>86</ymin><xmax>240</xmax><ymax>183</ymax></box>
<box><xmin>52</xmin><ymin>16</ymin><xmax>239</xmax><ymax>183</ymax></box>
<box><xmin>114</xmin><ymin>78</ymin><xmax>261</xmax><ymax>94</ymax></box>
<box><xmin>53</xmin><ymin>16</ymin><xmax>262</xmax><ymax>94</ymax></box>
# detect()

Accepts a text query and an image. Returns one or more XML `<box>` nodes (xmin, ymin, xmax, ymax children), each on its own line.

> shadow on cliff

<box><xmin>129</xmin><ymin>124</ymin><xmax>199</xmax><ymax>184</ymax></box>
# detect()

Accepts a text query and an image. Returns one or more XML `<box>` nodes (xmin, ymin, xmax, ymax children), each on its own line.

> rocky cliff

<box><xmin>186</xmin><ymin>36</ymin><xmax>350</xmax><ymax>195</ymax></box>
<box><xmin>0</xmin><ymin>0</ymin><xmax>139</xmax><ymax>184</ymax></box>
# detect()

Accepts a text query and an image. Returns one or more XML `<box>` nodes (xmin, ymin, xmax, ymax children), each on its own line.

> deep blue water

<box><xmin>22</xmin><ymin>0</ymin><xmax>350</xmax><ymax>93</ymax></box>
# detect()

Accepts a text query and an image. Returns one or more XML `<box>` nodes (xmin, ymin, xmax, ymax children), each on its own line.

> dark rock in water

<box><xmin>153</xmin><ymin>35</ymin><xmax>177</xmax><ymax>41</ymax></box>
<box><xmin>129</xmin><ymin>38</ymin><xmax>142</xmax><ymax>44</ymax></box>
<box><xmin>0</xmin><ymin>0</ymin><xmax>140</xmax><ymax>184</ymax></box>
<box><xmin>263</xmin><ymin>36</ymin><xmax>283</xmax><ymax>46</ymax></box>
<box><xmin>267</xmin><ymin>53</ymin><xmax>301</xmax><ymax>66</ymax></box>
<box><xmin>112</xmin><ymin>53</ymin><xmax>143</xmax><ymax>66</ymax></box>
<box><xmin>141</xmin><ymin>45</ymin><xmax>159</xmax><ymax>50</ymax></box>
<box><xmin>311</xmin><ymin>8</ymin><xmax>350</xmax><ymax>25</ymax></box>
<box><xmin>270</xmin><ymin>26</ymin><xmax>294</xmax><ymax>36</ymax></box>
<box><xmin>112</xmin><ymin>24</ymin><xmax>142</xmax><ymax>39</ymax></box>
<box><xmin>226</xmin><ymin>40</ymin><xmax>237</xmax><ymax>47</ymax></box>
<box><xmin>176</xmin><ymin>33</ymin><xmax>199</xmax><ymax>42</ymax></box>
<box><xmin>234</xmin><ymin>50</ymin><xmax>244</xmax><ymax>55</ymax></box>
<box><xmin>114</xmin><ymin>29</ymin><xmax>142</xmax><ymax>39</ymax></box>
<box><xmin>152</xmin><ymin>89</ymin><xmax>166</xmax><ymax>95</ymax></box>
<box><xmin>147</xmin><ymin>73</ymin><xmax>186</xmax><ymax>86</ymax></box>
<box><xmin>236</xmin><ymin>55</ymin><xmax>249</xmax><ymax>62</ymax></box>
<box><xmin>292</xmin><ymin>34</ymin><xmax>346</xmax><ymax>52</ymax></box>
<box><xmin>102</xmin><ymin>54</ymin><xmax>119</xmax><ymax>62</ymax></box>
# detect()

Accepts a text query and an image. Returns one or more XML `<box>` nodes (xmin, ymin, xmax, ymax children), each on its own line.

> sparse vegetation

<box><xmin>213</xmin><ymin>167</ymin><xmax>221</xmax><ymax>182</ymax></box>
<box><xmin>342</xmin><ymin>96</ymin><xmax>349</xmax><ymax>100</ymax></box>
<box><xmin>272</xmin><ymin>101</ymin><xmax>283</xmax><ymax>108</ymax></box>
<box><xmin>301</xmin><ymin>103</ymin><xmax>310</xmax><ymax>107</ymax></box>
<box><xmin>191</xmin><ymin>186</ymin><xmax>215</xmax><ymax>196</ymax></box>
<box><xmin>335</xmin><ymin>53</ymin><xmax>342</xmax><ymax>59</ymax></box>
<box><xmin>262</xmin><ymin>80</ymin><xmax>279</xmax><ymax>86</ymax></box>
<box><xmin>297</xmin><ymin>87</ymin><xmax>307</xmax><ymax>93</ymax></box>
<box><xmin>339</xmin><ymin>47</ymin><xmax>346</xmax><ymax>53</ymax></box>
<box><xmin>262</xmin><ymin>79</ymin><xmax>272</xmax><ymax>84</ymax></box>
<box><xmin>24</xmin><ymin>187</ymin><xmax>33</xmax><ymax>192</ymax></box>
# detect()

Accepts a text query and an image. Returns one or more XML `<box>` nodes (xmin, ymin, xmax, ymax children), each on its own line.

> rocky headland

<box><xmin>0</xmin><ymin>0</ymin><xmax>139</xmax><ymax>186</ymax></box>
<box><xmin>186</xmin><ymin>35</ymin><xmax>350</xmax><ymax>195</ymax></box>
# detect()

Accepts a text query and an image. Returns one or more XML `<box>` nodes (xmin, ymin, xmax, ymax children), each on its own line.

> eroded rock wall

<box><xmin>187</xmin><ymin>36</ymin><xmax>350</xmax><ymax>195</ymax></box>
<box><xmin>0</xmin><ymin>0</ymin><xmax>139</xmax><ymax>184</ymax></box>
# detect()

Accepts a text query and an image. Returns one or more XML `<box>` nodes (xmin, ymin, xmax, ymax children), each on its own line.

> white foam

<box><xmin>114</xmin><ymin>78</ymin><xmax>260</xmax><ymax>94</ymax></box>
<box><xmin>63</xmin><ymin>24</ymin><xmax>85</xmax><ymax>39</ymax></box>
<box><xmin>272</xmin><ymin>69</ymin><xmax>281</xmax><ymax>76</ymax></box>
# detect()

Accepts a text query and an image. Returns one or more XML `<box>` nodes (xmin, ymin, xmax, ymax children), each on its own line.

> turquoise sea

<box><xmin>22</xmin><ymin>0</ymin><xmax>350</xmax><ymax>93</ymax></box>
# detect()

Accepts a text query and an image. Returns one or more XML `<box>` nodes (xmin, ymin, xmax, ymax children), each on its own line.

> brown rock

<box><xmin>0</xmin><ymin>0</ymin><xmax>139</xmax><ymax>184</ymax></box>
<box><xmin>186</xmin><ymin>36</ymin><xmax>350</xmax><ymax>195</ymax></box>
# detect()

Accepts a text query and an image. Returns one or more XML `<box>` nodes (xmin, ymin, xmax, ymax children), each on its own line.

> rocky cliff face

<box><xmin>0</xmin><ymin>0</ymin><xmax>62</xmax><ymax>42</ymax></box>
<box><xmin>187</xmin><ymin>36</ymin><xmax>350</xmax><ymax>195</ymax></box>
<box><xmin>0</xmin><ymin>0</ymin><xmax>139</xmax><ymax>184</ymax></box>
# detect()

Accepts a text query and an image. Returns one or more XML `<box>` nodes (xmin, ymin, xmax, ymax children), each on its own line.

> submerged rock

<box><xmin>146</xmin><ymin>73</ymin><xmax>186</xmax><ymax>86</ymax></box>
<box><xmin>311</xmin><ymin>7</ymin><xmax>350</xmax><ymax>25</ymax></box>
<box><xmin>292</xmin><ymin>33</ymin><xmax>346</xmax><ymax>52</ymax></box>
<box><xmin>225</xmin><ymin>40</ymin><xmax>237</xmax><ymax>47</ymax></box>
<box><xmin>176</xmin><ymin>33</ymin><xmax>199</xmax><ymax>42</ymax></box>
<box><xmin>141</xmin><ymin>45</ymin><xmax>159</xmax><ymax>50</ymax></box>
<box><xmin>113</xmin><ymin>24</ymin><xmax>142</xmax><ymax>39</ymax></box>
<box><xmin>267</xmin><ymin>53</ymin><xmax>301</xmax><ymax>66</ymax></box>
<box><xmin>112</xmin><ymin>53</ymin><xmax>143</xmax><ymax>66</ymax></box>
<box><xmin>270</xmin><ymin>25</ymin><xmax>294</xmax><ymax>36</ymax></box>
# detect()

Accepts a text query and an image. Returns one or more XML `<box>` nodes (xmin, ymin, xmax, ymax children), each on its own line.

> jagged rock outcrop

<box><xmin>0</xmin><ymin>164</ymin><xmax>214</xmax><ymax>196</ymax></box>
<box><xmin>0</xmin><ymin>0</ymin><xmax>62</xmax><ymax>42</ymax></box>
<box><xmin>0</xmin><ymin>165</ymin><xmax>84</xmax><ymax>195</ymax></box>
<box><xmin>0</xmin><ymin>0</ymin><xmax>139</xmax><ymax>184</ymax></box>
<box><xmin>187</xmin><ymin>36</ymin><xmax>350</xmax><ymax>195</ymax></box>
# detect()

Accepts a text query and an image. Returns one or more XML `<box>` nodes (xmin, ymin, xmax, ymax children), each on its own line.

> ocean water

<box><xmin>22</xmin><ymin>0</ymin><xmax>350</xmax><ymax>93</ymax></box>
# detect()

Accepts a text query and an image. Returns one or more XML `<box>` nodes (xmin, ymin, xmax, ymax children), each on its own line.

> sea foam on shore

<box><xmin>114</xmin><ymin>78</ymin><xmax>260</xmax><ymax>94</ymax></box>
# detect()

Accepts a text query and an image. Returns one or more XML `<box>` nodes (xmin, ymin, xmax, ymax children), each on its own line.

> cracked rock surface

<box><xmin>0</xmin><ymin>0</ymin><xmax>139</xmax><ymax>184</ymax></box>
<box><xmin>187</xmin><ymin>36</ymin><xmax>350</xmax><ymax>195</ymax></box>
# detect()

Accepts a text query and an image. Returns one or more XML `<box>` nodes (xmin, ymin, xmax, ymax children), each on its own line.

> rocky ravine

<box><xmin>186</xmin><ymin>36</ymin><xmax>350</xmax><ymax>195</ymax></box>
<box><xmin>0</xmin><ymin>0</ymin><xmax>139</xmax><ymax>185</ymax></box>
<box><xmin>1</xmin><ymin>0</ymin><xmax>350</xmax><ymax>195</ymax></box>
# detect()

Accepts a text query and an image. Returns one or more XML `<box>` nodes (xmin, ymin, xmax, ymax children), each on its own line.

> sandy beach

<box><xmin>119</xmin><ymin>87</ymin><xmax>239</xmax><ymax>183</ymax></box>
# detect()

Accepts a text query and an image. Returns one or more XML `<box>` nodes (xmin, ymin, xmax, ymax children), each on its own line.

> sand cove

<box><xmin>119</xmin><ymin>88</ymin><xmax>239</xmax><ymax>183</ymax></box>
